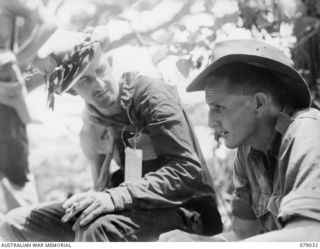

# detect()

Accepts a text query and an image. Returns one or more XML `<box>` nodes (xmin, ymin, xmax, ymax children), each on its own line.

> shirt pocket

<box><xmin>252</xmin><ymin>191</ymin><xmax>284</xmax><ymax>231</ymax></box>
<box><xmin>267</xmin><ymin>194</ymin><xmax>282</xmax><ymax>217</ymax></box>
<box><xmin>251</xmin><ymin>190</ymin><xmax>270</xmax><ymax>218</ymax></box>
<box><xmin>252</xmin><ymin>191</ymin><xmax>283</xmax><ymax>217</ymax></box>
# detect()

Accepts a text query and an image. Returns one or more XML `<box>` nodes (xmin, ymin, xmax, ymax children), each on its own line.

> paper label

<box><xmin>124</xmin><ymin>147</ymin><xmax>143</xmax><ymax>182</ymax></box>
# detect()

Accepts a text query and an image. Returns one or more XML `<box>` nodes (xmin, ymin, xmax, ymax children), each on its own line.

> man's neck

<box><xmin>250</xmin><ymin>114</ymin><xmax>279</xmax><ymax>154</ymax></box>
<box><xmin>95</xmin><ymin>95</ymin><xmax>122</xmax><ymax>117</ymax></box>
<box><xmin>252</xmin><ymin>130</ymin><xmax>276</xmax><ymax>155</ymax></box>
<box><xmin>249</xmin><ymin>102</ymin><xmax>284</xmax><ymax>154</ymax></box>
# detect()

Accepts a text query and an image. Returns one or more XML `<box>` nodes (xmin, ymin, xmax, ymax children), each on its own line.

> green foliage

<box><xmin>6</xmin><ymin>0</ymin><xmax>319</xmax><ymax>229</ymax></box>
<box><xmin>237</xmin><ymin>0</ymin><xmax>320</xmax><ymax>109</ymax></box>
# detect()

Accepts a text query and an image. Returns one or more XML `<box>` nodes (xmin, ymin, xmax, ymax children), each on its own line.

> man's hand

<box><xmin>0</xmin><ymin>50</ymin><xmax>16</xmax><ymax>66</ymax></box>
<box><xmin>61</xmin><ymin>191</ymin><xmax>115</xmax><ymax>231</ymax></box>
<box><xmin>0</xmin><ymin>82</ymin><xmax>23</xmax><ymax>97</ymax></box>
<box><xmin>0</xmin><ymin>79</ymin><xmax>24</xmax><ymax>109</ymax></box>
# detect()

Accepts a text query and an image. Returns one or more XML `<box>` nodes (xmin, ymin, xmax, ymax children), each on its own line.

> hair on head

<box><xmin>205</xmin><ymin>62</ymin><xmax>291</xmax><ymax>107</ymax></box>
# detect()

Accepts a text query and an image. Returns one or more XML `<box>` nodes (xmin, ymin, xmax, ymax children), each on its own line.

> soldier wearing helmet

<box><xmin>0</xmin><ymin>27</ymin><xmax>222</xmax><ymax>242</ymax></box>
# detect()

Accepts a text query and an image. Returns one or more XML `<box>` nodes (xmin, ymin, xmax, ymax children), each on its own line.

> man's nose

<box><xmin>94</xmin><ymin>76</ymin><xmax>106</xmax><ymax>88</ymax></box>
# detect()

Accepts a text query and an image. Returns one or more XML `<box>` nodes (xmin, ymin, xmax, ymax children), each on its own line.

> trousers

<box><xmin>0</xmin><ymin>201</ymin><xmax>205</xmax><ymax>242</ymax></box>
<box><xmin>0</xmin><ymin>104</ymin><xmax>29</xmax><ymax>187</ymax></box>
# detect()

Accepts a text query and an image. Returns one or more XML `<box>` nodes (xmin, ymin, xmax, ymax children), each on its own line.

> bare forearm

<box><xmin>158</xmin><ymin>230</ymin><xmax>245</xmax><ymax>242</ymax></box>
<box><xmin>243</xmin><ymin>224</ymin><xmax>320</xmax><ymax>242</ymax></box>
<box><xmin>200</xmin><ymin>221</ymin><xmax>320</xmax><ymax>242</ymax></box>
<box><xmin>215</xmin><ymin>230</ymin><xmax>245</xmax><ymax>241</ymax></box>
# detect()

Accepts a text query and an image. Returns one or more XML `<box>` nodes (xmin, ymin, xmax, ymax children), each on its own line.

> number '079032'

<box><xmin>299</xmin><ymin>243</ymin><xmax>318</xmax><ymax>247</ymax></box>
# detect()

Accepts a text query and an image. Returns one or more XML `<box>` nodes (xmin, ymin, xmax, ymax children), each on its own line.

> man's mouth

<box><xmin>93</xmin><ymin>88</ymin><xmax>109</xmax><ymax>99</ymax></box>
<box><xmin>218</xmin><ymin>130</ymin><xmax>229</xmax><ymax>136</ymax></box>
<box><xmin>93</xmin><ymin>91</ymin><xmax>105</xmax><ymax>98</ymax></box>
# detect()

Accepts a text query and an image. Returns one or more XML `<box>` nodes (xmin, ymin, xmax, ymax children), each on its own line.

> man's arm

<box><xmin>106</xmin><ymin>77</ymin><xmax>208</xmax><ymax>211</ymax></box>
<box><xmin>159</xmin><ymin>216</ymin><xmax>261</xmax><ymax>242</ymax></box>
<box><xmin>159</xmin><ymin>216</ymin><xmax>320</xmax><ymax>242</ymax></box>
<box><xmin>244</xmin><ymin>217</ymin><xmax>320</xmax><ymax>242</ymax></box>
<box><xmin>220</xmin><ymin>216</ymin><xmax>261</xmax><ymax>241</ymax></box>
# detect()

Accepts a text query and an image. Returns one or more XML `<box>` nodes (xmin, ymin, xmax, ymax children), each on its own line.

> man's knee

<box><xmin>0</xmin><ymin>207</ymin><xmax>29</xmax><ymax>241</ymax></box>
<box><xmin>5</xmin><ymin>207</ymin><xmax>28</xmax><ymax>226</ymax></box>
<box><xmin>75</xmin><ymin>214</ymin><xmax>131</xmax><ymax>242</ymax></box>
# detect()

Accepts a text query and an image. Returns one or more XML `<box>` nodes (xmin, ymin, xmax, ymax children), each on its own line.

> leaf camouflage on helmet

<box><xmin>45</xmin><ymin>36</ymin><xmax>102</xmax><ymax>110</ymax></box>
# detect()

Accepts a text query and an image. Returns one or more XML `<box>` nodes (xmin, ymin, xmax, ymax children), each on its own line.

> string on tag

<box><xmin>132</xmin><ymin>129</ymin><xmax>142</xmax><ymax>150</ymax></box>
<box><xmin>120</xmin><ymin>126</ymin><xmax>127</xmax><ymax>148</ymax></box>
<box><xmin>100</xmin><ymin>127</ymin><xmax>109</xmax><ymax>140</ymax></box>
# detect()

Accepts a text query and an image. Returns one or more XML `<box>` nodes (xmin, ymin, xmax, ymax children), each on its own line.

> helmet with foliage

<box><xmin>43</xmin><ymin>26</ymin><xmax>110</xmax><ymax>110</ymax></box>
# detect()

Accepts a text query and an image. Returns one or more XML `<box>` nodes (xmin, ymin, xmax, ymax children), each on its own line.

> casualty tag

<box><xmin>124</xmin><ymin>147</ymin><xmax>143</xmax><ymax>182</ymax></box>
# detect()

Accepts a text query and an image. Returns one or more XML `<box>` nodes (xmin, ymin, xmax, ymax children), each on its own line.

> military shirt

<box><xmin>232</xmin><ymin>108</ymin><xmax>320</xmax><ymax>232</ymax></box>
<box><xmin>83</xmin><ymin>72</ymin><xmax>222</xmax><ymax>235</ymax></box>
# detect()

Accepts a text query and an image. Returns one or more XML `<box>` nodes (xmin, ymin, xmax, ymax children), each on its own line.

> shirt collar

<box><xmin>119</xmin><ymin>72</ymin><xmax>139</xmax><ymax>111</ymax></box>
<box><xmin>274</xmin><ymin>111</ymin><xmax>295</xmax><ymax>135</ymax></box>
<box><xmin>249</xmin><ymin>111</ymin><xmax>294</xmax><ymax>161</ymax></box>
<box><xmin>249</xmin><ymin>133</ymin><xmax>281</xmax><ymax>162</ymax></box>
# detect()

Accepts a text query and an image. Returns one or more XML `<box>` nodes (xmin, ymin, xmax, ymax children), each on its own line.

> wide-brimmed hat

<box><xmin>43</xmin><ymin>26</ymin><xmax>110</xmax><ymax>109</ymax></box>
<box><xmin>187</xmin><ymin>39</ymin><xmax>311</xmax><ymax>108</ymax></box>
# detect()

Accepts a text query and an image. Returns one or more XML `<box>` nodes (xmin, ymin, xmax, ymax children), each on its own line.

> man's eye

<box><xmin>77</xmin><ymin>77</ymin><xmax>88</xmax><ymax>86</ymax></box>
<box><xmin>95</xmin><ymin>65</ymin><xmax>107</xmax><ymax>75</ymax></box>
<box><xmin>211</xmin><ymin>105</ymin><xmax>224</xmax><ymax>113</ymax></box>
<box><xmin>79</xmin><ymin>76</ymin><xmax>93</xmax><ymax>85</ymax></box>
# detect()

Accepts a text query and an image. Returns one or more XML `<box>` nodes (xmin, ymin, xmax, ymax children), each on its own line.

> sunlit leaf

<box><xmin>176</xmin><ymin>58</ymin><xmax>192</xmax><ymax>77</ymax></box>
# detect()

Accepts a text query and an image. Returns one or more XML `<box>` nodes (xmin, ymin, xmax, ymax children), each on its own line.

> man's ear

<box><xmin>254</xmin><ymin>92</ymin><xmax>269</xmax><ymax>111</ymax></box>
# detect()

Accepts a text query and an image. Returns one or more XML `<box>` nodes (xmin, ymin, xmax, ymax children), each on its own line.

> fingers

<box><xmin>61</xmin><ymin>202</ymin><xmax>81</xmax><ymax>223</ymax></box>
<box><xmin>72</xmin><ymin>202</ymin><xmax>103</xmax><ymax>231</ymax></box>
<box><xmin>62</xmin><ymin>192</ymin><xmax>115</xmax><ymax>231</ymax></box>
<box><xmin>62</xmin><ymin>193</ymin><xmax>87</xmax><ymax>209</ymax></box>
<box><xmin>61</xmin><ymin>193</ymin><xmax>89</xmax><ymax>222</ymax></box>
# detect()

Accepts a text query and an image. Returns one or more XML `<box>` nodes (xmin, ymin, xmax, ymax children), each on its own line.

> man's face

<box><xmin>205</xmin><ymin>77</ymin><xmax>258</xmax><ymax>149</ymax></box>
<box><xmin>72</xmin><ymin>55</ymin><xmax>119</xmax><ymax>115</ymax></box>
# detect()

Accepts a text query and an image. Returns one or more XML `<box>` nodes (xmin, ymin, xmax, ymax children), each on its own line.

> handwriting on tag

<box><xmin>124</xmin><ymin>147</ymin><xmax>143</xmax><ymax>182</ymax></box>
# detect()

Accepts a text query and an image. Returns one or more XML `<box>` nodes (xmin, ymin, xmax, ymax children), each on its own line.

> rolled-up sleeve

<box><xmin>231</xmin><ymin>148</ymin><xmax>257</xmax><ymax>220</ymax></box>
<box><xmin>278</xmin><ymin>114</ymin><xmax>320</xmax><ymax>223</ymax></box>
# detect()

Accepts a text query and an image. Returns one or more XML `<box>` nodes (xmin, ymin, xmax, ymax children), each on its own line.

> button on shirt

<box><xmin>232</xmin><ymin>108</ymin><xmax>320</xmax><ymax>232</ymax></box>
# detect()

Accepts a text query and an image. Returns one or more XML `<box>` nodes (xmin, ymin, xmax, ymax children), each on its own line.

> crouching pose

<box><xmin>0</xmin><ymin>27</ymin><xmax>222</xmax><ymax>242</ymax></box>
<box><xmin>159</xmin><ymin>39</ymin><xmax>320</xmax><ymax>242</ymax></box>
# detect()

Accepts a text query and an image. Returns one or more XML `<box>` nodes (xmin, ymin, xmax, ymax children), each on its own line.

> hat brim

<box><xmin>57</xmin><ymin>42</ymin><xmax>103</xmax><ymax>94</ymax></box>
<box><xmin>63</xmin><ymin>58</ymin><xmax>92</xmax><ymax>93</ymax></box>
<box><xmin>187</xmin><ymin>54</ymin><xmax>311</xmax><ymax>108</ymax></box>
